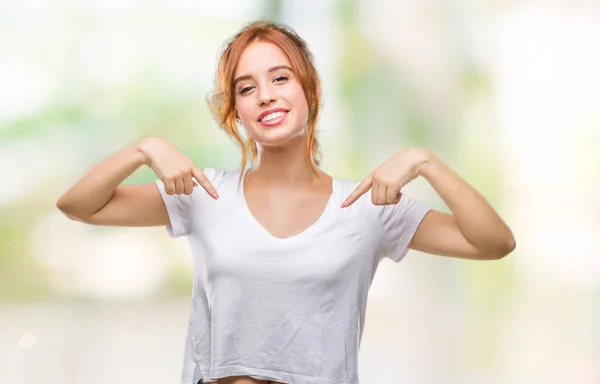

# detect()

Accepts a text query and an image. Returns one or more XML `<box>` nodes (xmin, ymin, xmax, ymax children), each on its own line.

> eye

<box><xmin>239</xmin><ymin>85</ymin><xmax>254</xmax><ymax>95</ymax></box>
<box><xmin>273</xmin><ymin>75</ymin><xmax>288</xmax><ymax>83</ymax></box>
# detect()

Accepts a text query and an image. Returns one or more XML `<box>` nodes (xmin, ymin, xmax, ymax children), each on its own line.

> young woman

<box><xmin>56</xmin><ymin>21</ymin><xmax>515</xmax><ymax>384</ymax></box>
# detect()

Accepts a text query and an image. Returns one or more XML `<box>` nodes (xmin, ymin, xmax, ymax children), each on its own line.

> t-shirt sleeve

<box><xmin>154</xmin><ymin>167</ymin><xmax>221</xmax><ymax>238</ymax></box>
<box><xmin>378</xmin><ymin>194</ymin><xmax>432</xmax><ymax>262</ymax></box>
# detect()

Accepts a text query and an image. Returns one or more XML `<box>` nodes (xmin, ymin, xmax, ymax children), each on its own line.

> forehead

<box><xmin>234</xmin><ymin>41</ymin><xmax>291</xmax><ymax>77</ymax></box>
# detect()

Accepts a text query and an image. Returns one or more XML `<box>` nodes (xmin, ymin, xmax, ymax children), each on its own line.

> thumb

<box><xmin>192</xmin><ymin>166</ymin><xmax>219</xmax><ymax>200</ymax></box>
<box><xmin>341</xmin><ymin>175</ymin><xmax>373</xmax><ymax>208</ymax></box>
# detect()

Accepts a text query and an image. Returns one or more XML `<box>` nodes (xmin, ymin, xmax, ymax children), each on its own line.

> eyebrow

<box><xmin>233</xmin><ymin>65</ymin><xmax>293</xmax><ymax>86</ymax></box>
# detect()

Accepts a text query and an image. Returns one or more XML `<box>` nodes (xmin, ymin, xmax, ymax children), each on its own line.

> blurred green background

<box><xmin>1</xmin><ymin>0</ymin><xmax>599</xmax><ymax>383</ymax></box>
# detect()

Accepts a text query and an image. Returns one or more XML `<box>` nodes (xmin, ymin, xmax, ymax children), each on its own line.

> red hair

<box><xmin>207</xmin><ymin>20</ymin><xmax>322</xmax><ymax>177</ymax></box>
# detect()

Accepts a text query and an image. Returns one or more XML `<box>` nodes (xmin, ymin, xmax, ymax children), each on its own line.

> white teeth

<box><xmin>260</xmin><ymin>111</ymin><xmax>285</xmax><ymax>122</ymax></box>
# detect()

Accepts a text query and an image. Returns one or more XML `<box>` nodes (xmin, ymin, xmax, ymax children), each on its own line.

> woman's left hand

<box><xmin>341</xmin><ymin>147</ymin><xmax>430</xmax><ymax>208</ymax></box>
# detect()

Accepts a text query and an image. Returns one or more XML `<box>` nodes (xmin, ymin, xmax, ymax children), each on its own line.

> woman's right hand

<box><xmin>138</xmin><ymin>136</ymin><xmax>219</xmax><ymax>199</ymax></box>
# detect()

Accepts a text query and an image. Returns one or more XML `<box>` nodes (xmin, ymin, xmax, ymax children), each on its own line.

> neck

<box><xmin>249</xmin><ymin>137</ymin><xmax>321</xmax><ymax>189</ymax></box>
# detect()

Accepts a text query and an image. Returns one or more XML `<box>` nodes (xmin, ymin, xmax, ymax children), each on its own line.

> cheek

<box><xmin>288</xmin><ymin>87</ymin><xmax>309</xmax><ymax>115</ymax></box>
<box><xmin>235</xmin><ymin>100</ymin><xmax>254</xmax><ymax>124</ymax></box>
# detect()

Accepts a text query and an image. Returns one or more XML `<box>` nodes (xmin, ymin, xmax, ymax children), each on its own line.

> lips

<box><xmin>257</xmin><ymin>108</ymin><xmax>289</xmax><ymax>122</ymax></box>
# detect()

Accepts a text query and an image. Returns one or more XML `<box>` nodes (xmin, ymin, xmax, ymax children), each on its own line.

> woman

<box><xmin>56</xmin><ymin>21</ymin><xmax>515</xmax><ymax>384</ymax></box>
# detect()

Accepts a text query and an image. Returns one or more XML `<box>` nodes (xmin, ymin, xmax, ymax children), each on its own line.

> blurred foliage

<box><xmin>0</xmin><ymin>1</ymin><xmax>512</xmax><ymax>306</ymax></box>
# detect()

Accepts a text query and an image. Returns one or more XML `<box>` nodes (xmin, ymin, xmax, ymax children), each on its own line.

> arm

<box><xmin>409</xmin><ymin>149</ymin><xmax>516</xmax><ymax>260</ymax></box>
<box><xmin>56</xmin><ymin>136</ymin><xmax>217</xmax><ymax>227</ymax></box>
<box><xmin>56</xmin><ymin>138</ymin><xmax>170</xmax><ymax>226</ymax></box>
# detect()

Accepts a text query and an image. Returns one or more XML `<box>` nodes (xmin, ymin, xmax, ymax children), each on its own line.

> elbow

<box><xmin>56</xmin><ymin>197</ymin><xmax>68</xmax><ymax>213</ymax></box>
<box><xmin>56</xmin><ymin>198</ymin><xmax>87</xmax><ymax>223</ymax></box>
<box><xmin>56</xmin><ymin>197</ymin><xmax>70</xmax><ymax>216</ymax></box>
<box><xmin>56</xmin><ymin>196</ymin><xmax>75</xmax><ymax>217</ymax></box>
<box><xmin>502</xmin><ymin>233</ymin><xmax>517</xmax><ymax>257</ymax></box>
<box><xmin>56</xmin><ymin>200</ymin><xmax>77</xmax><ymax>221</ymax></box>
<box><xmin>490</xmin><ymin>235</ymin><xmax>516</xmax><ymax>260</ymax></box>
<box><xmin>506</xmin><ymin>235</ymin><xmax>517</xmax><ymax>254</ymax></box>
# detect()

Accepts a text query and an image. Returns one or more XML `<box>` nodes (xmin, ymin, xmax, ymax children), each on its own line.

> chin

<box><xmin>250</xmin><ymin>123</ymin><xmax>305</xmax><ymax>147</ymax></box>
<box><xmin>256</xmin><ymin>134</ymin><xmax>300</xmax><ymax>148</ymax></box>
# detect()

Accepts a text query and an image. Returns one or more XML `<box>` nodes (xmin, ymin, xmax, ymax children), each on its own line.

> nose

<box><xmin>257</xmin><ymin>83</ymin><xmax>277</xmax><ymax>106</ymax></box>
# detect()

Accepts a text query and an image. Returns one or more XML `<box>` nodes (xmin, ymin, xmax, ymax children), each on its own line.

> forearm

<box><xmin>417</xmin><ymin>149</ymin><xmax>515</xmax><ymax>255</ymax></box>
<box><xmin>56</xmin><ymin>139</ymin><xmax>148</xmax><ymax>219</ymax></box>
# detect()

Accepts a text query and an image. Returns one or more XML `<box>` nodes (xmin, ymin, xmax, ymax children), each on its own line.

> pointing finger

<box><xmin>341</xmin><ymin>175</ymin><xmax>373</xmax><ymax>208</ymax></box>
<box><xmin>192</xmin><ymin>167</ymin><xmax>219</xmax><ymax>200</ymax></box>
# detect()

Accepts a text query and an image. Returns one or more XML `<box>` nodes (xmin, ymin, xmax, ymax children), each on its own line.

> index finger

<box><xmin>192</xmin><ymin>167</ymin><xmax>219</xmax><ymax>200</ymax></box>
<box><xmin>341</xmin><ymin>175</ymin><xmax>373</xmax><ymax>208</ymax></box>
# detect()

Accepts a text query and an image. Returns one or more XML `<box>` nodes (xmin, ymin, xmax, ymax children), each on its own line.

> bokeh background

<box><xmin>1</xmin><ymin>0</ymin><xmax>599</xmax><ymax>383</ymax></box>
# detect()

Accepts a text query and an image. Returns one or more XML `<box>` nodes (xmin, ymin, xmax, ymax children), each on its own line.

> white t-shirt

<box><xmin>155</xmin><ymin>167</ymin><xmax>431</xmax><ymax>384</ymax></box>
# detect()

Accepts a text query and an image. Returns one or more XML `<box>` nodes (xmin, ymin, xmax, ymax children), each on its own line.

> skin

<box><xmin>342</xmin><ymin>147</ymin><xmax>516</xmax><ymax>260</ymax></box>
<box><xmin>56</xmin><ymin>39</ymin><xmax>515</xmax><ymax>384</ymax></box>
<box><xmin>233</xmin><ymin>40</ymin><xmax>333</xmax><ymax>241</ymax></box>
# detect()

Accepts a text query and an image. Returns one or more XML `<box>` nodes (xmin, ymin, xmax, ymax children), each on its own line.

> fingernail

<box><xmin>341</xmin><ymin>200</ymin><xmax>347</xmax><ymax>208</ymax></box>
<box><xmin>212</xmin><ymin>192</ymin><xmax>219</xmax><ymax>199</ymax></box>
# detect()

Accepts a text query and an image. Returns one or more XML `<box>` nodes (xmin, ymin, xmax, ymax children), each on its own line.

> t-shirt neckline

<box><xmin>236</xmin><ymin>168</ymin><xmax>338</xmax><ymax>244</ymax></box>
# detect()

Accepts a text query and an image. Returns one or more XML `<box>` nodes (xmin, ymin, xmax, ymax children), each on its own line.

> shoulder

<box><xmin>202</xmin><ymin>167</ymin><xmax>242</xmax><ymax>189</ymax></box>
<box><xmin>332</xmin><ymin>176</ymin><xmax>365</xmax><ymax>201</ymax></box>
<box><xmin>333</xmin><ymin>176</ymin><xmax>361</xmax><ymax>195</ymax></box>
<box><xmin>332</xmin><ymin>176</ymin><xmax>374</xmax><ymax>217</ymax></box>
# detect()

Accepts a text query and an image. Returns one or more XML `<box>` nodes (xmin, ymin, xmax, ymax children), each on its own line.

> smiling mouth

<box><xmin>259</xmin><ymin>111</ymin><xmax>286</xmax><ymax>122</ymax></box>
<box><xmin>258</xmin><ymin>111</ymin><xmax>288</xmax><ymax>126</ymax></box>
